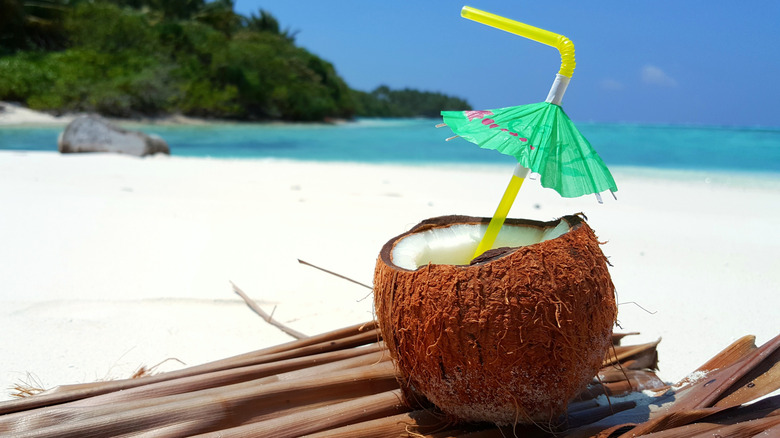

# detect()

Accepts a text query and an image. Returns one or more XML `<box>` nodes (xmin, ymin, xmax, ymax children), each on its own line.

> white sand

<box><xmin>0</xmin><ymin>102</ymin><xmax>73</xmax><ymax>126</ymax></box>
<box><xmin>1</xmin><ymin>148</ymin><xmax>779</xmax><ymax>401</ymax></box>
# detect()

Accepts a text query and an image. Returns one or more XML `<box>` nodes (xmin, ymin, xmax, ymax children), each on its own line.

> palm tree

<box><xmin>192</xmin><ymin>0</ymin><xmax>241</xmax><ymax>36</ymax></box>
<box><xmin>243</xmin><ymin>9</ymin><xmax>297</xmax><ymax>42</ymax></box>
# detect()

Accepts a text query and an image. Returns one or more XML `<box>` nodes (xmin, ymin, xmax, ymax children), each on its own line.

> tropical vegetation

<box><xmin>0</xmin><ymin>0</ymin><xmax>471</xmax><ymax>121</ymax></box>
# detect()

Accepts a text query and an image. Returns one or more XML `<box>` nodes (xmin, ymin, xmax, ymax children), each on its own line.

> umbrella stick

<box><xmin>472</xmin><ymin>164</ymin><xmax>529</xmax><ymax>259</ymax></box>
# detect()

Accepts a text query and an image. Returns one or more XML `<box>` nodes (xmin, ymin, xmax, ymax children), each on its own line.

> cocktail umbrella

<box><xmin>439</xmin><ymin>6</ymin><xmax>617</xmax><ymax>259</ymax></box>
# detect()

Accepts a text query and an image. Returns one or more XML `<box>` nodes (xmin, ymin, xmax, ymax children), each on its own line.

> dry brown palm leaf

<box><xmin>612</xmin><ymin>332</ymin><xmax>641</xmax><ymax>345</ymax></box>
<box><xmin>63</xmin><ymin>347</ymin><xmax>386</xmax><ymax>408</ymax></box>
<box><xmin>605</xmin><ymin>333</ymin><xmax>659</xmax><ymax>371</ymax></box>
<box><xmin>683</xmin><ymin>415</ymin><xmax>780</xmax><ymax>437</ymax></box>
<box><xmin>694</xmin><ymin>335</ymin><xmax>757</xmax><ymax>373</ymax></box>
<box><xmin>3</xmin><ymin>316</ymin><xmax>777</xmax><ymax>438</ymax></box>
<box><xmin>1</xmin><ymin>350</ymin><xmax>389</xmax><ymax>428</ymax></box>
<box><xmin>562</xmin><ymin>401</ymin><xmax>640</xmax><ymax>430</ymax></box>
<box><xmin>420</xmin><ymin>402</ymin><xmax>642</xmax><ymax>438</ymax></box>
<box><xmin>424</xmin><ymin>425</ymin><xmax>551</xmax><ymax>438</ymax></box>
<box><xmin>610</xmin><ymin>334</ymin><xmax>780</xmax><ymax>437</ymax></box>
<box><xmin>568</xmin><ymin>399</ymin><xmax>601</xmax><ymax>412</ymax></box>
<box><xmin>300</xmin><ymin>410</ymin><xmax>453</xmax><ymax>438</ymax></box>
<box><xmin>307</xmin><ymin>386</ymin><xmax>638</xmax><ymax>437</ymax></box>
<box><xmin>0</xmin><ymin>321</ymin><xmax>380</xmax><ymax>416</ymax></box>
<box><xmin>561</xmin><ymin>335</ymin><xmax>779</xmax><ymax>438</ymax></box>
<box><xmin>761</xmin><ymin>424</ymin><xmax>780</xmax><ymax>436</ymax></box>
<box><xmin>628</xmin><ymin>396</ymin><xmax>780</xmax><ymax>437</ymax></box>
<box><xmin>669</xmin><ymin>333</ymin><xmax>779</xmax><ymax>411</ymax></box>
<box><xmin>2</xmin><ymin>361</ymin><xmax>398</xmax><ymax>437</ymax></box>
<box><xmin>190</xmin><ymin>389</ymin><xmax>408</xmax><ymax>438</ymax></box>
<box><xmin>575</xmin><ymin>370</ymin><xmax>667</xmax><ymax>402</ymax></box>
<box><xmin>598</xmin><ymin>367</ymin><xmax>657</xmax><ymax>384</ymax></box>
<box><xmin>713</xmin><ymin>344</ymin><xmax>780</xmax><ymax>408</ymax></box>
<box><xmin>603</xmin><ymin>340</ymin><xmax>661</xmax><ymax>368</ymax></box>
<box><xmin>619</xmin><ymin>354</ymin><xmax>660</xmax><ymax>372</ymax></box>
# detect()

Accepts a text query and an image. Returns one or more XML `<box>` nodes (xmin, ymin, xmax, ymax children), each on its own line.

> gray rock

<box><xmin>58</xmin><ymin>115</ymin><xmax>169</xmax><ymax>156</ymax></box>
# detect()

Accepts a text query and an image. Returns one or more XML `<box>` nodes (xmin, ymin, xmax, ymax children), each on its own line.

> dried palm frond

<box><xmin>1</xmin><ymin>321</ymin><xmax>777</xmax><ymax>438</ymax></box>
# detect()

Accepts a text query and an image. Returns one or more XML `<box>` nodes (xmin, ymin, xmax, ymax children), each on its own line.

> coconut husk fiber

<box><xmin>1</xmin><ymin>319</ymin><xmax>779</xmax><ymax>437</ymax></box>
<box><xmin>374</xmin><ymin>215</ymin><xmax>618</xmax><ymax>425</ymax></box>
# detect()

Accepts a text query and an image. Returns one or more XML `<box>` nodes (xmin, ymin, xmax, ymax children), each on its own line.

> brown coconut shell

<box><xmin>373</xmin><ymin>214</ymin><xmax>617</xmax><ymax>426</ymax></box>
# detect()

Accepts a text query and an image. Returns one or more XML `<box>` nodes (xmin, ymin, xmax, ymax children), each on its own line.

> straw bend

<box><xmin>461</xmin><ymin>6</ymin><xmax>576</xmax><ymax>78</ymax></box>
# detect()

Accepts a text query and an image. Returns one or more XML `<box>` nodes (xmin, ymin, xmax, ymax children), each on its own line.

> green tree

<box><xmin>243</xmin><ymin>8</ymin><xmax>297</xmax><ymax>42</ymax></box>
<box><xmin>65</xmin><ymin>2</ymin><xmax>158</xmax><ymax>54</ymax></box>
<box><xmin>108</xmin><ymin>0</ymin><xmax>204</xmax><ymax>20</ymax></box>
<box><xmin>0</xmin><ymin>2</ymin><xmax>469</xmax><ymax>121</ymax></box>
<box><xmin>0</xmin><ymin>0</ymin><xmax>69</xmax><ymax>54</ymax></box>
<box><xmin>351</xmin><ymin>86</ymin><xmax>471</xmax><ymax>118</ymax></box>
<box><xmin>193</xmin><ymin>0</ymin><xmax>241</xmax><ymax>37</ymax></box>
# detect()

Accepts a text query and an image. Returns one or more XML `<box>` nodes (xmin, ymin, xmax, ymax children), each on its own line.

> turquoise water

<box><xmin>1</xmin><ymin>118</ymin><xmax>778</xmax><ymax>173</ymax></box>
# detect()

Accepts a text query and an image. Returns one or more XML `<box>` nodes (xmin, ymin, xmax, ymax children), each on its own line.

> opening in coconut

<box><xmin>392</xmin><ymin>218</ymin><xmax>571</xmax><ymax>269</ymax></box>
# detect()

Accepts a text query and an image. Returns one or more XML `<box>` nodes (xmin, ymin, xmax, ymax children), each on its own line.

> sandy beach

<box><xmin>1</xmin><ymin>145</ymin><xmax>779</xmax><ymax>401</ymax></box>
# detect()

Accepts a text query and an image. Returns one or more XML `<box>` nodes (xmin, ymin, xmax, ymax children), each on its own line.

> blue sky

<box><xmin>234</xmin><ymin>1</ymin><xmax>780</xmax><ymax>127</ymax></box>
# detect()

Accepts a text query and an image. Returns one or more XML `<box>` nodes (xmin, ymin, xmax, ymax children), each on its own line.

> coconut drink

<box><xmin>378</xmin><ymin>6</ymin><xmax>620</xmax><ymax>425</ymax></box>
<box><xmin>373</xmin><ymin>214</ymin><xmax>617</xmax><ymax>425</ymax></box>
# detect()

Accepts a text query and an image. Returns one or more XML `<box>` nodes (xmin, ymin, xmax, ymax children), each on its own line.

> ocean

<box><xmin>1</xmin><ymin>118</ymin><xmax>778</xmax><ymax>174</ymax></box>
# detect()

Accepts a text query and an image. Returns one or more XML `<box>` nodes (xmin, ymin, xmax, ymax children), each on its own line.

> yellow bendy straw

<box><xmin>471</xmin><ymin>164</ymin><xmax>529</xmax><ymax>259</ymax></box>
<box><xmin>460</xmin><ymin>6</ymin><xmax>575</xmax><ymax>77</ymax></box>
<box><xmin>464</xmin><ymin>6</ymin><xmax>577</xmax><ymax>260</ymax></box>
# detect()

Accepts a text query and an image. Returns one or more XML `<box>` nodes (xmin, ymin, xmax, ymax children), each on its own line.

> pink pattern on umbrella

<box><xmin>464</xmin><ymin>110</ymin><xmax>494</xmax><ymax>121</ymax></box>
<box><xmin>460</xmin><ymin>110</ymin><xmax>529</xmax><ymax>144</ymax></box>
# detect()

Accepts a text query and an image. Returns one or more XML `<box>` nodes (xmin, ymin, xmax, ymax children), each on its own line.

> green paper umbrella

<box><xmin>441</xmin><ymin>101</ymin><xmax>617</xmax><ymax>199</ymax></box>
<box><xmin>439</xmin><ymin>7</ymin><xmax>617</xmax><ymax>260</ymax></box>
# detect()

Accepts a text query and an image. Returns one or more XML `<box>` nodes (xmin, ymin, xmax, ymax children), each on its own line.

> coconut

<box><xmin>373</xmin><ymin>214</ymin><xmax>617</xmax><ymax>425</ymax></box>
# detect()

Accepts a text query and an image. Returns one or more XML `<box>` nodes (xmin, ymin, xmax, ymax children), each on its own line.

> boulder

<box><xmin>58</xmin><ymin>115</ymin><xmax>169</xmax><ymax>156</ymax></box>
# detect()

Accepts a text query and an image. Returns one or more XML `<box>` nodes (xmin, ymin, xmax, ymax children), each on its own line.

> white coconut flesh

<box><xmin>391</xmin><ymin>219</ymin><xmax>571</xmax><ymax>270</ymax></box>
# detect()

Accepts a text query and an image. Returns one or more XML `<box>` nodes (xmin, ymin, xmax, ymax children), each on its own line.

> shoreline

<box><xmin>0</xmin><ymin>101</ymin><xmax>354</xmax><ymax>128</ymax></box>
<box><xmin>4</xmin><ymin>102</ymin><xmax>779</xmax><ymax>177</ymax></box>
<box><xmin>1</xmin><ymin>151</ymin><xmax>778</xmax><ymax>400</ymax></box>
<box><xmin>5</xmin><ymin>100</ymin><xmax>780</xmax><ymax>130</ymax></box>
<box><xmin>6</xmin><ymin>149</ymin><xmax>780</xmax><ymax>189</ymax></box>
